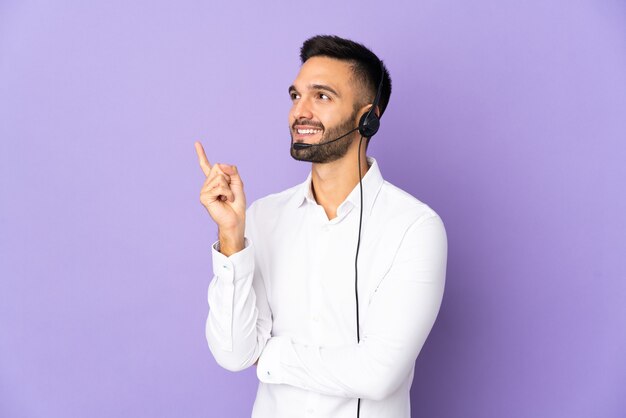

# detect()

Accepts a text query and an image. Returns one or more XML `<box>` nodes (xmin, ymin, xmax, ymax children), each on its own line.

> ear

<box><xmin>356</xmin><ymin>103</ymin><xmax>379</xmax><ymax>121</ymax></box>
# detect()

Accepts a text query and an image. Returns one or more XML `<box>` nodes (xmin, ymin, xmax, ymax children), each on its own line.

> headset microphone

<box><xmin>291</xmin><ymin>127</ymin><xmax>360</xmax><ymax>150</ymax></box>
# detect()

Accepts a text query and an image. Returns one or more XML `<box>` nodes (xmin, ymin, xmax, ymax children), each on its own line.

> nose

<box><xmin>291</xmin><ymin>96</ymin><xmax>313</xmax><ymax>121</ymax></box>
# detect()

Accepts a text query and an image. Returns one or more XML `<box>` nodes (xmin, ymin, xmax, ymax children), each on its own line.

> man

<box><xmin>195</xmin><ymin>35</ymin><xmax>447</xmax><ymax>418</ymax></box>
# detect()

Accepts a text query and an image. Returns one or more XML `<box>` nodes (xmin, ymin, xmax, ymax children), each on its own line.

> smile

<box><xmin>296</xmin><ymin>128</ymin><xmax>323</xmax><ymax>135</ymax></box>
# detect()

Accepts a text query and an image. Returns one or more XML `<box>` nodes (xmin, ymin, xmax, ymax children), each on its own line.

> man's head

<box><xmin>289</xmin><ymin>35</ymin><xmax>392</xmax><ymax>163</ymax></box>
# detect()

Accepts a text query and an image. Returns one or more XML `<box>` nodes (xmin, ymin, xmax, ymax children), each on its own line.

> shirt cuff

<box><xmin>257</xmin><ymin>336</ymin><xmax>290</xmax><ymax>385</ymax></box>
<box><xmin>211</xmin><ymin>237</ymin><xmax>254</xmax><ymax>283</ymax></box>
<box><xmin>256</xmin><ymin>337</ymin><xmax>334</xmax><ymax>393</ymax></box>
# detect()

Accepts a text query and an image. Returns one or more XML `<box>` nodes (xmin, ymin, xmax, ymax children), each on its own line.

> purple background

<box><xmin>1</xmin><ymin>0</ymin><xmax>625</xmax><ymax>417</ymax></box>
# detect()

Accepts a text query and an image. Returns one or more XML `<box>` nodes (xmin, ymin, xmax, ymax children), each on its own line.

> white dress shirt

<box><xmin>206</xmin><ymin>157</ymin><xmax>447</xmax><ymax>418</ymax></box>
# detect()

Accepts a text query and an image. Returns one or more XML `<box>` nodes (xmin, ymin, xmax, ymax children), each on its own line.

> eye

<box><xmin>318</xmin><ymin>93</ymin><xmax>330</xmax><ymax>101</ymax></box>
<box><xmin>289</xmin><ymin>91</ymin><xmax>300</xmax><ymax>101</ymax></box>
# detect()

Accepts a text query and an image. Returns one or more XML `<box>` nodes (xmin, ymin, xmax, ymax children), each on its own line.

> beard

<box><xmin>290</xmin><ymin>111</ymin><xmax>360</xmax><ymax>163</ymax></box>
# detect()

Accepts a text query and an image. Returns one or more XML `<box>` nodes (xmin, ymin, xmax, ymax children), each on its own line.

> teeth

<box><xmin>297</xmin><ymin>128</ymin><xmax>322</xmax><ymax>134</ymax></box>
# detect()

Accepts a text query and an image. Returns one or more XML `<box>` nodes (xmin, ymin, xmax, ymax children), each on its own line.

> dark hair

<box><xmin>300</xmin><ymin>35</ymin><xmax>392</xmax><ymax>118</ymax></box>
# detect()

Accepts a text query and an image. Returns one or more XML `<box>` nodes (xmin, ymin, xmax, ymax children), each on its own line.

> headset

<box><xmin>291</xmin><ymin>59</ymin><xmax>385</xmax><ymax>418</ymax></box>
<box><xmin>353</xmin><ymin>60</ymin><xmax>384</xmax><ymax>418</ymax></box>
<box><xmin>357</xmin><ymin>62</ymin><xmax>384</xmax><ymax>138</ymax></box>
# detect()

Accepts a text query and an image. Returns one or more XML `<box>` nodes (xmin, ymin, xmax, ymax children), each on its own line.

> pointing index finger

<box><xmin>194</xmin><ymin>141</ymin><xmax>212</xmax><ymax>177</ymax></box>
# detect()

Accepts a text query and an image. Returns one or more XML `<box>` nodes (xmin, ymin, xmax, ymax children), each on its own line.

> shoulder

<box><xmin>245</xmin><ymin>183</ymin><xmax>303</xmax><ymax>233</ymax></box>
<box><xmin>369</xmin><ymin>181</ymin><xmax>447</xmax><ymax>262</ymax></box>
<box><xmin>375</xmin><ymin>180</ymin><xmax>444</xmax><ymax>228</ymax></box>
<box><xmin>247</xmin><ymin>184</ymin><xmax>300</xmax><ymax>214</ymax></box>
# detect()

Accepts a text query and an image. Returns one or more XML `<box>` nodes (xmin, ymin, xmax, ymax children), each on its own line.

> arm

<box><xmin>194</xmin><ymin>141</ymin><xmax>271</xmax><ymax>371</ymax></box>
<box><xmin>205</xmin><ymin>233</ymin><xmax>272</xmax><ymax>371</ymax></box>
<box><xmin>256</xmin><ymin>214</ymin><xmax>447</xmax><ymax>400</ymax></box>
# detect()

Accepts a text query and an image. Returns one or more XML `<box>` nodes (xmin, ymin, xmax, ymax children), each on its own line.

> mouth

<box><xmin>293</xmin><ymin>125</ymin><xmax>323</xmax><ymax>141</ymax></box>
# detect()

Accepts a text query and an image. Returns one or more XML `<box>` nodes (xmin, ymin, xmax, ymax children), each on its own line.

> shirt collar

<box><xmin>289</xmin><ymin>157</ymin><xmax>384</xmax><ymax>219</ymax></box>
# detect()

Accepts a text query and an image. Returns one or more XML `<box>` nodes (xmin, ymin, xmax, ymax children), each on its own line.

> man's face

<box><xmin>288</xmin><ymin>56</ymin><xmax>361</xmax><ymax>163</ymax></box>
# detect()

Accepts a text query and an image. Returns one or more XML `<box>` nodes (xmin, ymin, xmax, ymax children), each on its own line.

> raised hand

<box><xmin>195</xmin><ymin>141</ymin><xmax>246</xmax><ymax>256</ymax></box>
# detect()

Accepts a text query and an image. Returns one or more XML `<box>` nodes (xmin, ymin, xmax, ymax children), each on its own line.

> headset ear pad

<box><xmin>358</xmin><ymin>111</ymin><xmax>380</xmax><ymax>138</ymax></box>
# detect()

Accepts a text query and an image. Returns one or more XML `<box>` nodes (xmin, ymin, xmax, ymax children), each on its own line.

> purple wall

<box><xmin>1</xmin><ymin>1</ymin><xmax>625</xmax><ymax>417</ymax></box>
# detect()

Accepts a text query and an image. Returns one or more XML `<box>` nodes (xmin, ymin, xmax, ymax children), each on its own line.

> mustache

<box><xmin>292</xmin><ymin>119</ymin><xmax>324</xmax><ymax>130</ymax></box>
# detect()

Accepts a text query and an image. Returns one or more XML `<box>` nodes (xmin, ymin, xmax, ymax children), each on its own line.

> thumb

<box><xmin>222</xmin><ymin>165</ymin><xmax>245</xmax><ymax>198</ymax></box>
<box><xmin>222</xmin><ymin>164</ymin><xmax>242</xmax><ymax>184</ymax></box>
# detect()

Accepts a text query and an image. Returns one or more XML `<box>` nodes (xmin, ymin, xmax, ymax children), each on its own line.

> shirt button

<box><xmin>307</xmin><ymin>408</ymin><xmax>314</xmax><ymax>414</ymax></box>
<box><xmin>312</xmin><ymin>315</ymin><xmax>319</xmax><ymax>322</ymax></box>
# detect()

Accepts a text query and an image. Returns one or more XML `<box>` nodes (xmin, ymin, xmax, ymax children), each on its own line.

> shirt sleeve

<box><xmin>205</xmin><ymin>212</ymin><xmax>273</xmax><ymax>371</ymax></box>
<box><xmin>256</xmin><ymin>214</ymin><xmax>447</xmax><ymax>400</ymax></box>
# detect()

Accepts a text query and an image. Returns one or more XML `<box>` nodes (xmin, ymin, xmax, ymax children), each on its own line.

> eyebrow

<box><xmin>288</xmin><ymin>84</ymin><xmax>341</xmax><ymax>98</ymax></box>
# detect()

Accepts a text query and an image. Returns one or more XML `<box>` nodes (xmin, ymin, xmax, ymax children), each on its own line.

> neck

<box><xmin>310</xmin><ymin>142</ymin><xmax>369</xmax><ymax>220</ymax></box>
